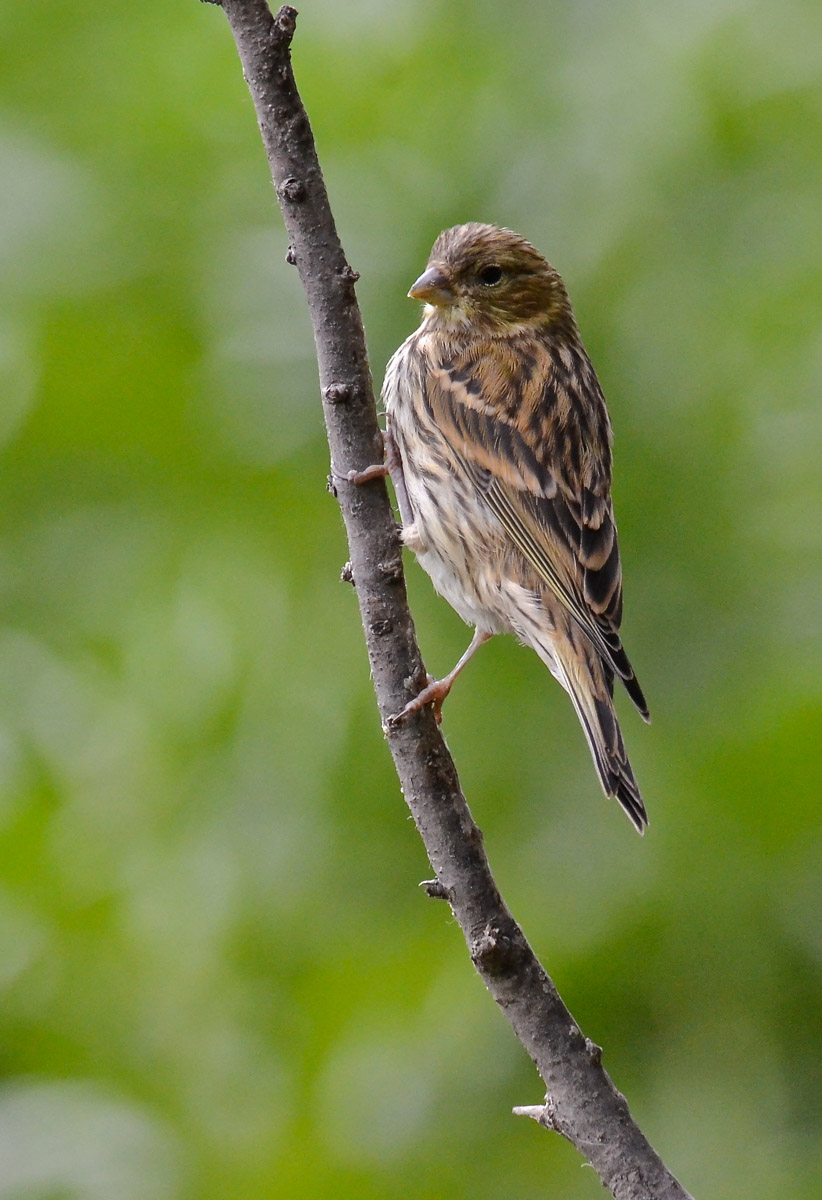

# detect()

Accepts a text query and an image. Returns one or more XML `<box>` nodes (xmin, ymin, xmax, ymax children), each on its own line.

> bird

<box><xmin>374</xmin><ymin>223</ymin><xmax>650</xmax><ymax>832</ymax></box>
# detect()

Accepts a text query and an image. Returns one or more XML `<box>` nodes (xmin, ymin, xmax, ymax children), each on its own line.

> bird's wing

<box><xmin>424</xmin><ymin>356</ymin><xmax>648</xmax><ymax>718</ymax></box>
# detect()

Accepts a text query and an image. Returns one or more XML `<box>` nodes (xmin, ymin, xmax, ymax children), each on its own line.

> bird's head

<box><xmin>409</xmin><ymin>223</ymin><xmax>575</xmax><ymax>335</ymax></box>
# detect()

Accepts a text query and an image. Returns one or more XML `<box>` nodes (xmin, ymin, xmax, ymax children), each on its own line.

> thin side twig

<box><xmin>201</xmin><ymin>3</ymin><xmax>694</xmax><ymax>1197</ymax></box>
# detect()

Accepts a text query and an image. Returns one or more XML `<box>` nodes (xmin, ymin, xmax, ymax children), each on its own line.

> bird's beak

<box><xmin>408</xmin><ymin>266</ymin><xmax>454</xmax><ymax>305</ymax></box>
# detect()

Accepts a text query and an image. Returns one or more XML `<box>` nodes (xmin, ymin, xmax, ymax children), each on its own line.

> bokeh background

<box><xmin>0</xmin><ymin>0</ymin><xmax>821</xmax><ymax>1196</ymax></box>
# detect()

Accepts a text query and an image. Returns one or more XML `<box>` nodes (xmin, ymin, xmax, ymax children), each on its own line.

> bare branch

<box><xmin>202</xmin><ymin>3</ymin><xmax>694</xmax><ymax>1196</ymax></box>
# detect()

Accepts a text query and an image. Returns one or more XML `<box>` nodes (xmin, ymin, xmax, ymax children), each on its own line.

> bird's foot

<box><xmin>346</xmin><ymin>462</ymin><xmax>388</xmax><ymax>486</ymax></box>
<box><xmin>340</xmin><ymin>429</ymin><xmax>394</xmax><ymax>487</ymax></box>
<box><xmin>388</xmin><ymin>674</ymin><xmax>452</xmax><ymax>727</ymax></box>
<box><xmin>342</xmin><ymin>463</ymin><xmax>426</xmax><ymax>553</ymax></box>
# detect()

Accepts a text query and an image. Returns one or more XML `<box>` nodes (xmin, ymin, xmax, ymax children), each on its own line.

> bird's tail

<box><xmin>529</xmin><ymin>627</ymin><xmax>648</xmax><ymax>833</ymax></box>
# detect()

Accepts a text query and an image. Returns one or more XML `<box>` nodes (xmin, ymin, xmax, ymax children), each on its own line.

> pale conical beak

<box><xmin>408</xmin><ymin>266</ymin><xmax>454</xmax><ymax>305</ymax></box>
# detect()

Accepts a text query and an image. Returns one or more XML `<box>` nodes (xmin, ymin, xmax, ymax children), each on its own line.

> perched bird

<box><xmin>378</xmin><ymin>223</ymin><xmax>650</xmax><ymax>831</ymax></box>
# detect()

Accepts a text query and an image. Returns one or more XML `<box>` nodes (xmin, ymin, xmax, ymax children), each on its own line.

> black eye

<box><xmin>478</xmin><ymin>265</ymin><xmax>503</xmax><ymax>286</ymax></box>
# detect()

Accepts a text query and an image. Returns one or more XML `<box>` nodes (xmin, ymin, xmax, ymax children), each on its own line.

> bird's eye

<box><xmin>478</xmin><ymin>265</ymin><xmax>503</xmax><ymax>286</ymax></box>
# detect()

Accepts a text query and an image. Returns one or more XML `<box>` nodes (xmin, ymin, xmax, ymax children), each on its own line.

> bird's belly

<box><xmin>386</xmin><ymin>350</ymin><xmax>512</xmax><ymax>634</ymax></box>
<box><xmin>404</xmin><ymin>465</ymin><xmax>508</xmax><ymax>634</ymax></box>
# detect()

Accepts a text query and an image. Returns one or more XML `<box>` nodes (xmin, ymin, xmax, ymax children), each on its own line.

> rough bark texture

<box><xmin>201</xmin><ymin>4</ymin><xmax>694</xmax><ymax>1197</ymax></box>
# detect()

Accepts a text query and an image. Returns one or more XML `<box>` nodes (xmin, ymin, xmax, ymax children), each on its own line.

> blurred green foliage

<box><xmin>0</xmin><ymin>0</ymin><xmax>821</xmax><ymax>1195</ymax></box>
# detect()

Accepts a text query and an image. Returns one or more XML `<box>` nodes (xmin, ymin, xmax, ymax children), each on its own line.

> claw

<box><xmin>388</xmin><ymin>674</ymin><xmax>451</xmax><ymax>726</ymax></box>
<box><xmin>386</xmin><ymin>629</ymin><xmax>493</xmax><ymax>730</ymax></box>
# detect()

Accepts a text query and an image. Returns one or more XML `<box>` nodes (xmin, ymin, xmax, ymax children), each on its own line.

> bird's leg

<box><xmin>346</xmin><ymin>425</ymin><xmax>420</xmax><ymax>546</ymax></box>
<box><xmin>381</xmin><ymin>424</ymin><xmax>415</xmax><ymax>529</ymax></box>
<box><xmin>389</xmin><ymin>629</ymin><xmax>493</xmax><ymax>726</ymax></box>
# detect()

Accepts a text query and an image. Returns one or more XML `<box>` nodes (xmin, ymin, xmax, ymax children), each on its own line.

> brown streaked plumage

<box><xmin>381</xmin><ymin>223</ymin><xmax>649</xmax><ymax>832</ymax></box>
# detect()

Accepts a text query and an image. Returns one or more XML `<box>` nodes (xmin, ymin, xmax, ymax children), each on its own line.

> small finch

<box><xmin>377</xmin><ymin>223</ymin><xmax>650</xmax><ymax>831</ymax></box>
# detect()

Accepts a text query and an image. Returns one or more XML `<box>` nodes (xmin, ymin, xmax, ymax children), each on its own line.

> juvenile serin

<box><xmin>380</xmin><ymin>223</ymin><xmax>649</xmax><ymax>832</ymax></box>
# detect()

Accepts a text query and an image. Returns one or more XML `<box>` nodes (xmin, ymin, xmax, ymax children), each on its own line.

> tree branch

<box><xmin>201</xmin><ymin>4</ymin><xmax>694</xmax><ymax>1196</ymax></box>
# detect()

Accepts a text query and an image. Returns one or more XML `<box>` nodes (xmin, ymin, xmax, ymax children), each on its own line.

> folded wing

<box><xmin>423</xmin><ymin>355</ymin><xmax>649</xmax><ymax>720</ymax></box>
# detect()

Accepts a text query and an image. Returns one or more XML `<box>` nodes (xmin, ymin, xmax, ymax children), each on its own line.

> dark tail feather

<box><xmin>609</xmin><ymin>641</ymin><xmax>650</xmax><ymax>723</ymax></box>
<box><xmin>524</xmin><ymin>624</ymin><xmax>648</xmax><ymax>832</ymax></box>
<box><xmin>560</xmin><ymin>660</ymin><xmax>648</xmax><ymax>834</ymax></box>
<box><xmin>586</xmin><ymin>695</ymin><xmax>647</xmax><ymax>833</ymax></box>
